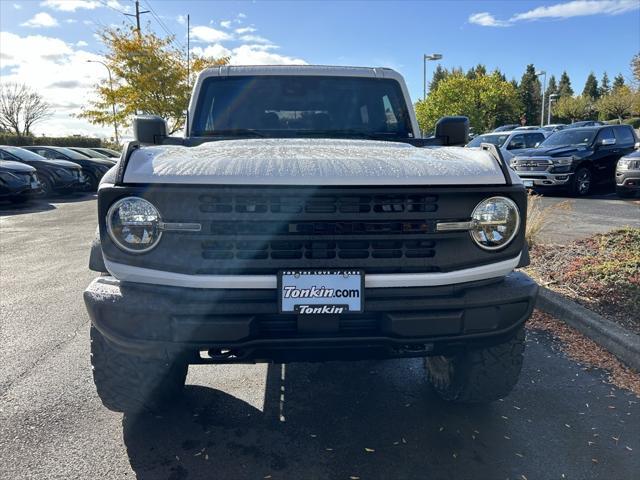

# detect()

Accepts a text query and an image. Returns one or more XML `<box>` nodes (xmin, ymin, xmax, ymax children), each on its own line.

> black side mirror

<box><xmin>133</xmin><ymin>115</ymin><xmax>168</xmax><ymax>145</ymax></box>
<box><xmin>435</xmin><ymin>116</ymin><xmax>469</xmax><ymax>146</ymax></box>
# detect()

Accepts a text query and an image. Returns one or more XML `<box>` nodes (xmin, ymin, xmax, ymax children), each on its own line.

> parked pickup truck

<box><xmin>510</xmin><ymin>124</ymin><xmax>638</xmax><ymax>196</ymax></box>
<box><xmin>84</xmin><ymin>65</ymin><xmax>538</xmax><ymax>413</ymax></box>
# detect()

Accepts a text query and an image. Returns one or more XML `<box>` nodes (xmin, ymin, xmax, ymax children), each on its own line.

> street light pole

<box><xmin>87</xmin><ymin>60</ymin><xmax>119</xmax><ymax>144</ymax></box>
<box><xmin>548</xmin><ymin>94</ymin><xmax>559</xmax><ymax>125</ymax></box>
<box><xmin>423</xmin><ymin>53</ymin><xmax>443</xmax><ymax>100</ymax></box>
<box><xmin>536</xmin><ymin>70</ymin><xmax>546</xmax><ymax>127</ymax></box>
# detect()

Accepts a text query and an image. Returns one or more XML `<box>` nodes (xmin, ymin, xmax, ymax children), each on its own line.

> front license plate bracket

<box><xmin>278</xmin><ymin>270</ymin><xmax>364</xmax><ymax>314</ymax></box>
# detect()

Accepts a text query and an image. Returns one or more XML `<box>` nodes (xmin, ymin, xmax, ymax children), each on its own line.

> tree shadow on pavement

<box><xmin>122</xmin><ymin>359</ymin><xmax>508</xmax><ymax>480</ymax></box>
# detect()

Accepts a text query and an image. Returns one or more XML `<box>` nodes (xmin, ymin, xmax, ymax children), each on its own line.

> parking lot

<box><xmin>0</xmin><ymin>193</ymin><xmax>638</xmax><ymax>479</ymax></box>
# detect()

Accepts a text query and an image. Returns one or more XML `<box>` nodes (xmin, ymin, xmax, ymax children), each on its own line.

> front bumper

<box><xmin>84</xmin><ymin>271</ymin><xmax>539</xmax><ymax>363</ymax></box>
<box><xmin>515</xmin><ymin>171</ymin><xmax>572</xmax><ymax>188</ymax></box>
<box><xmin>615</xmin><ymin>170</ymin><xmax>640</xmax><ymax>191</ymax></box>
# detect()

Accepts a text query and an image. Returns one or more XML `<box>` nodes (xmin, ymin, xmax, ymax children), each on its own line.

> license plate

<box><xmin>278</xmin><ymin>270</ymin><xmax>364</xmax><ymax>314</ymax></box>
<box><xmin>523</xmin><ymin>179</ymin><xmax>534</xmax><ymax>187</ymax></box>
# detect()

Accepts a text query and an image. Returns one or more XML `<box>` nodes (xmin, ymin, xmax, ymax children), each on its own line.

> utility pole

<box><xmin>125</xmin><ymin>0</ymin><xmax>150</xmax><ymax>36</ymax></box>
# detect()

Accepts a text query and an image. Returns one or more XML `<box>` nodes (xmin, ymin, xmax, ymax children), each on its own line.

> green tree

<box><xmin>612</xmin><ymin>73</ymin><xmax>625</xmax><ymax>91</ymax></box>
<box><xmin>466</xmin><ymin>64</ymin><xmax>487</xmax><ymax>79</ymax></box>
<box><xmin>78</xmin><ymin>26</ymin><xmax>228</xmax><ymax>135</ymax></box>
<box><xmin>415</xmin><ymin>72</ymin><xmax>521</xmax><ymax>134</ymax></box>
<box><xmin>596</xmin><ymin>86</ymin><xmax>637</xmax><ymax>123</ymax></box>
<box><xmin>582</xmin><ymin>72</ymin><xmax>599</xmax><ymax>100</ymax></box>
<box><xmin>557</xmin><ymin>71</ymin><xmax>574</xmax><ymax>97</ymax></box>
<box><xmin>545</xmin><ymin>74</ymin><xmax>558</xmax><ymax>99</ymax></box>
<box><xmin>600</xmin><ymin>72</ymin><xmax>611</xmax><ymax>96</ymax></box>
<box><xmin>553</xmin><ymin>96</ymin><xmax>591</xmax><ymax>123</ymax></box>
<box><xmin>429</xmin><ymin>64</ymin><xmax>448</xmax><ymax>92</ymax></box>
<box><xmin>518</xmin><ymin>64</ymin><xmax>542</xmax><ymax>126</ymax></box>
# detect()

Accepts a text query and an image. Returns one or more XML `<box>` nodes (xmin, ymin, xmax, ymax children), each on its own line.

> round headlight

<box><xmin>470</xmin><ymin>196</ymin><xmax>520</xmax><ymax>250</ymax></box>
<box><xmin>107</xmin><ymin>197</ymin><xmax>162</xmax><ymax>253</ymax></box>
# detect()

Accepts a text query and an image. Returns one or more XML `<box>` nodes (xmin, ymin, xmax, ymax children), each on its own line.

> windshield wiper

<box><xmin>199</xmin><ymin>129</ymin><xmax>269</xmax><ymax>138</ymax></box>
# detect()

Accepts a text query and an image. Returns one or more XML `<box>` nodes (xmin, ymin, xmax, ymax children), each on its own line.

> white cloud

<box><xmin>239</xmin><ymin>34</ymin><xmax>271</xmax><ymax>44</ymax></box>
<box><xmin>512</xmin><ymin>0</ymin><xmax>639</xmax><ymax>20</ymax></box>
<box><xmin>237</xmin><ymin>13</ymin><xmax>247</xmax><ymax>19</ymax></box>
<box><xmin>235</xmin><ymin>26</ymin><xmax>256</xmax><ymax>34</ymax></box>
<box><xmin>76</xmin><ymin>40</ymin><xmax>88</xmax><ymax>47</ymax></box>
<box><xmin>65</xmin><ymin>19</ymin><xmax>77</xmax><ymax>24</ymax></box>
<box><xmin>0</xmin><ymin>31</ymin><xmax>112</xmax><ymax>137</ymax></box>
<box><xmin>40</xmin><ymin>0</ymin><xmax>129</xmax><ymax>12</ymax></box>
<box><xmin>191</xmin><ymin>44</ymin><xmax>232</xmax><ymax>59</ymax></box>
<box><xmin>470</xmin><ymin>0</ymin><xmax>639</xmax><ymax>27</ymax></box>
<box><xmin>190</xmin><ymin>25</ymin><xmax>232</xmax><ymax>43</ymax></box>
<box><xmin>468</xmin><ymin>12</ymin><xmax>510</xmax><ymax>27</ymax></box>
<box><xmin>13</xmin><ymin>3</ymin><xmax>22</xmax><ymax>9</ymax></box>
<box><xmin>228</xmin><ymin>45</ymin><xmax>306</xmax><ymax>66</ymax></box>
<box><xmin>220</xmin><ymin>20</ymin><xmax>232</xmax><ymax>29</ymax></box>
<box><xmin>177</xmin><ymin>15</ymin><xmax>186</xmax><ymax>25</ymax></box>
<box><xmin>21</xmin><ymin>12</ymin><xmax>60</xmax><ymax>28</ymax></box>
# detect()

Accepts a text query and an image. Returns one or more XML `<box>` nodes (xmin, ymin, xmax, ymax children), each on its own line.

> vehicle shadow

<box><xmin>0</xmin><ymin>198</ymin><xmax>56</xmax><ymax>216</ymax></box>
<box><xmin>122</xmin><ymin>360</ymin><xmax>507</xmax><ymax>480</ymax></box>
<box><xmin>0</xmin><ymin>193</ymin><xmax>95</xmax><ymax>216</ymax></box>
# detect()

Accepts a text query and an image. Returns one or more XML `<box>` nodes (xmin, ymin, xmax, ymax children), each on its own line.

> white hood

<box><xmin>123</xmin><ymin>138</ymin><xmax>510</xmax><ymax>186</ymax></box>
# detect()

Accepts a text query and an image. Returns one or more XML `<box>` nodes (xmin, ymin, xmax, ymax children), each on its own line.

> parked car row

<box><xmin>470</xmin><ymin>124</ymin><xmax>639</xmax><ymax>197</ymax></box>
<box><xmin>0</xmin><ymin>146</ymin><xmax>120</xmax><ymax>203</ymax></box>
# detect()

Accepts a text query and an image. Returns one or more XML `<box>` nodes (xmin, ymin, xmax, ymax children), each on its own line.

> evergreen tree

<box><xmin>429</xmin><ymin>65</ymin><xmax>448</xmax><ymax>92</ymax></box>
<box><xmin>545</xmin><ymin>75</ymin><xmax>558</xmax><ymax>99</ymax></box>
<box><xmin>466</xmin><ymin>64</ymin><xmax>487</xmax><ymax>79</ymax></box>
<box><xmin>557</xmin><ymin>71</ymin><xmax>574</xmax><ymax>97</ymax></box>
<box><xmin>510</xmin><ymin>78</ymin><xmax>518</xmax><ymax>90</ymax></box>
<box><xmin>612</xmin><ymin>73</ymin><xmax>625</xmax><ymax>91</ymax></box>
<box><xmin>582</xmin><ymin>72</ymin><xmax>599</xmax><ymax>99</ymax></box>
<box><xmin>518</xmin><ymin>64</ymin><xmax>542</xmax><ymax>126</ymax></box>
<box><xmin>600</xmin><ymin>72</ymin><xmax>611</xmax><ymax>96</ymax></box>
<box><xmin>493</xmin><ymin>69</ymin><xmax>507</xmax><ymax>82</ymax></box>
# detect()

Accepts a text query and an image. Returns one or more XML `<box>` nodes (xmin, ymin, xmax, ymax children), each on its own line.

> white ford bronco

<box><xmin>84</xmin><ymin>65</ymin><xmax>538</xmax><ymax>412</ymax></box>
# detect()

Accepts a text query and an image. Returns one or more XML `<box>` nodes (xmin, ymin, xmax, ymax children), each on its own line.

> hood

<box><xmin>0</xmin><ymin>160</ymin><xmax>36</xmax><ymax>173</ymax></box>
<box><xmin>621</xmin><ymin>149</ymin><xmax>640</xmax><ymax>160</ymax></box>
<box><xmin>70</xmin><ymin>157</ymin><xmax>115</xmax><ymax>168</ymax></box>
<box><xmin>514</xmin><ymin>145</ymin><xmax>587</xmax><ymax>158</ymax></box>
<box><xmin>123</xmin><ymin>139</ymin><xmax>508</xmax><ymax>186</ymax></box>
<box><xmin>18</xmin><ymin>158</ymin><xmax>81</xmax><ymax>170</ymax></box>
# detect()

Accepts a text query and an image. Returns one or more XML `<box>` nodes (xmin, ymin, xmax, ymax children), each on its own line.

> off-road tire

<box><xmin>569</xmin><ymin>166</ymin><xmax>592</xmax><ymax>197</ymax></box>
<box><xmin>425</xmin><ymin>326</ymin><xmax>525</xmax><ymax>404</ymax></box>
<box><xmin>90</xmin><ymin>326</ymin><xmax>188</xmax><ymax>413</ymax></box>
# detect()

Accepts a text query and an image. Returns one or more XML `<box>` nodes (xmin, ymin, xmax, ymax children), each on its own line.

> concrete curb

<box><xmin>536</xmin><ymin>287</ymin><xmax>640</xmax><ymax>372</ymax></box>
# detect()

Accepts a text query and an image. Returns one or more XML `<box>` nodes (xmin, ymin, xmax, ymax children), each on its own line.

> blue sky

<box><xmin>1</xmin><ymin>0</ymin><xmax>639</xmax><ymax>137</ymax></box>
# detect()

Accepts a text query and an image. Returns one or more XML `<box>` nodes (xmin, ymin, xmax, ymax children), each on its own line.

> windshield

<box><xmin>540</xmin><ymin>129</ymin><xmax>597</xmax><ymax>147</ymax></box>
<box><xmin>3</xmin><ymin>146</ymin><xmax>48</xmax><ymax>161</ymax></box>
<box><xmin>55</xmin><ymin>147</ymin><xmax>89</xmax><ymax>160</ymax></box>
<box><xmin>192</xmin><ymin>75</ymin><xmax>413</xmax><ymax>139</ymax></box>
<box><xmin>467</xmin><ymin>134</ymin><xmax>510</xmax><ymax>148</ymax></box>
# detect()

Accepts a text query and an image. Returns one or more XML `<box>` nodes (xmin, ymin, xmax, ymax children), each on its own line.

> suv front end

<box><xmin>616</xmin><ymin>151</ymin><xmax>640</xmax><ymax>198</ymax></box>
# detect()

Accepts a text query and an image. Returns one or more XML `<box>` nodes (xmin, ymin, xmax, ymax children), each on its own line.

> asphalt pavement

<box><xmin>1</xmin><ymin>194</ymin><xmax>639</xmax><ymax>480</ymax></box>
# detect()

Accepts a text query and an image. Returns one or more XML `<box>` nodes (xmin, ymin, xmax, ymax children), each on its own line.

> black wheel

<box><xmin>569</xmin><ymin>166</ymin><xmax>592</xmax><ymax>196</ymax></box>
<box><xmin>90</xmin><ymin>326</ymin><xmax>188</xmax><ymax>413</ymax></box>
<box><xmin>40</xmin><ymin>176</ymin><xmax>54</xmax><ymax>197</ymax></box>
<box><xmin>87</xmin><ymin>172</ymin><xmax>99</xmax><ymax>192</ymax></box>
<box><xmin>425</xmin><ymin>326</ymin><xmax>525</xmax><ymax>404</ymax></box>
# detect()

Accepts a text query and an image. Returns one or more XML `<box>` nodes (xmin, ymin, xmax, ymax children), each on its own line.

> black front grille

<box><xmin>193</xmin><ymin>190</ymin><xmax>440</xmax><ymax>273</ymax></box>
<box><xmin>200</xmin><ymin>193</ymin><xmax>438</xmax><ymax>215</ymax></box>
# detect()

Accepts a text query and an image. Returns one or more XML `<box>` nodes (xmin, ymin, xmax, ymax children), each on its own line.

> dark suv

<box><xmin>510</xmin><ymin>125</ymin><xmax>638</xmax><ymax>196</ymax></box>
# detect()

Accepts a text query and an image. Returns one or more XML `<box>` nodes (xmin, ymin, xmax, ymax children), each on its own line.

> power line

<box><xmin>142</xmin><ymin>0</ymin><xmax>186</xmax><ymax>50</ymax></box>
<box><xmin>95</xmin><ymin>0</ymin><xmax>137</xmax><ymax>28</ymax></box>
